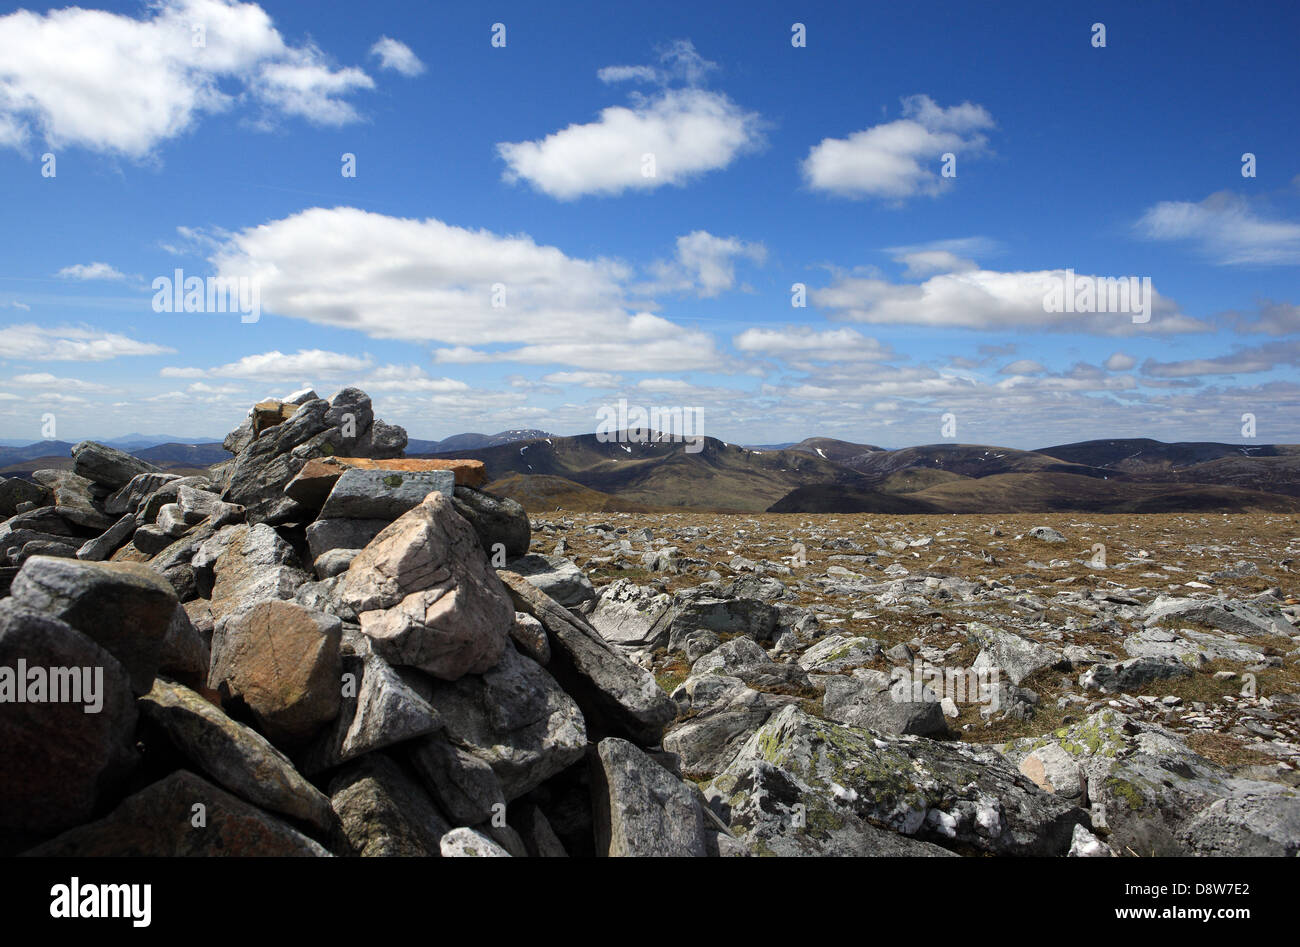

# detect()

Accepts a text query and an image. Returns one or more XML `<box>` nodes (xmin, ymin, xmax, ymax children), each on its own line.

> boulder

<box><xmin>451</xmin><ymin>485</ymin><xmax>530</xmax><ymax>560</ymax></box>
<box><xmin>708</xmin><ymin>706</ymin><xmax>1088</xmax><ymax>856</ymax></box>
<box><xmin>318</xmin><ymin>467</ymin><xmax>454</xmax><ymax>521</ymax></box>
<box><xmin>500</xmin><ymin>570</ymin><xmax>677</xmax><ymax>745</ymax></box>
<box><xmin>966</xmin><ymin>621</ymin><xmax>1065</xmax><ymax>685</ymax></box>
<box><xmin>507</xmin><ymin>553</ymin><xmax>596</xmax><ymax>607</ymax></box>
<box><xmin>337</xmin><ymin>492</ymin><xmax>513</xmax><ymax>680</ymax></box>
<box><xmin>329</xmin><ymin>754</ymin><xmax>451</xmax><ymax>857</ymax></box>
<box><xmin>7</xmin><ymin>556</ymin><xmax>177</xmax><ymax>694</ymax></box>
<box><xmin>139</xmin><ymin>679</ymin><xmax>335</xmax><ymax>833</ymax></box>
<box><xmin>104</xmin><ymin>472</ymin><xmax>180</xmax><ymax>516</ymax></box>
<box><xmin>0</xmin><ymin>477</ymin><xmax>49</xmax><ymax>517</ymax></box>
<box><xmin>299</xmin><ymin>635</ymin><xmax>442</xmax><ymax>775</ymax></box>
<box><xmin>425</xmin><ymin>644</ymin><xmax>587</xmax><ymax>800</ymax></box>
<box><xmin>1078</xmin><ymin>656</ymin><xmax>1194</xmax><ymax>694</ymax></box>
<box><xmin>821</xmin><ymin>668</ymin><xmax>949</xmax><ymax>737</ymax></box>
<box><xmin>306</xmin><ymin>518</ymin><xmax>390</xmax><ymax>563</ymax></box>
<box><xmin>208</xmin><ymin>600</ymin><xmax>343</xmax><ymax>745</ymax></box>
<box><xmin>586</xmin><ymin>579</ymin><xmax>674</xmax><ymax>650</ymax></box>
<box><xmin>439</xmin><ymin>827</ymin><xmax>510</xmax><ymax>857</ymax></box>
<box><xmin>21</xmin><ymin>771</ymin><xmax>330</xmax><ymax>857</ymax></box>
<box><xmin>0</xmin><ymin>603</ymin><xmax>138</xmax><ymax>846</ymax></box>
<box><xmin>592</xmin><ymin>738</ymin><xmax>709</xmax><ymax>857</ymax></box>
<box><xmin>71</xmin><ymin>440</ymin><xmax>160</xmax><ymax>489</ymax></box>
<box><xmin>409</xmin><ymin>734</ymin><xmax>507</xmax><ymax>826</ymax></box>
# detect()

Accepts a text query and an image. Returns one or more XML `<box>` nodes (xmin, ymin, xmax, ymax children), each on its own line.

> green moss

<box><xmin>382</xmin><ymin>474</ymin><xmax>403</xmax><ymax>488</ymax></box>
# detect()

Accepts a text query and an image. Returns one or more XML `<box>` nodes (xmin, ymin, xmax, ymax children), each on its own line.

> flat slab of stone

<box><xmin>287</xmin><ymin>458</ymin><xmax>485</xmax><ymax>509</ymax></box>
<box><xmin>318</xmin><ymin>468</ymin><xmax>455</xmax><ymax>521</ymax></box>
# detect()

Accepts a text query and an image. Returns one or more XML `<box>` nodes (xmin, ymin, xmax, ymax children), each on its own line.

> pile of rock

<box><xmin>3</xmin><ymin>390</ymin><xmax>1298</xmax><ymax>857</ymax></box>
<box><xmin>0</xmin><ymin>388</ymin><xmax>705</xmax><ymax>857</ymax></box>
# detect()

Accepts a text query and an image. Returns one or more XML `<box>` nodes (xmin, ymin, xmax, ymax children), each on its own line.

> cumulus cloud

<box><xmin>0</xmin><ymin>0</ymin><xmax>374</xmax><ymax>157</ymax></box>
<box><xmin>998</xmin><ymin>359</ymin><xmax>1045</xmax><ymax>375</ymax></box>
<box><xmin>801</xmin><ymin>95</ymin><xmax>993</xmax><ymax>200</ymax></box>
<box><xmin>161</xmin><ymin>348</ymin><xmax>374</xmax><ymax>379</ymax></box>
<box><xmin>1140</xmin><ymin>341</ymin><xmax>1300</xmax><ymax>378</ymax></box>
<box><xmin>0</xmin><ymin>323</ymin><xmax>174</xmax><ymax>361</ymax></box>
<box><xmin>643</xmin><ymin>230</ymin><xmax>766</xmax><ymax>297</ymax></box>
<box><xmin>369</xmin><ymin>36</ymin><xmax>424</xmax><ymax>77</ymax></box>
<box><xmin>208</xmin><ymin>206</ymin><xmax>726</xmax><ymax>371</ymax></box>
<box><xmin>1221</xmin><ymin>299</ymin><xmax>1300</xmax><ymax>335</ymax></box>
<box><xmin>812</xmin><ymin>266</ymin><xmax>1204</xmax><ymax>335</ymax></box>
<box><xmin>542</xmin><ymin>371</ymin><xmax>622</xmax><ymax>388</ymax></box>
<box><xmin>1136</xmin><ymin>192</ymin><xmax>1300</xmax><ymax>265</ymax></box>
<box><xmin>56</xmin><ymin>262</ymin><xmax>129</xmax><ymax>281</ymax></box>
<box><xmin>733</xmin><ymin>326</ymin><xmax>893</xmax><ymax>363</ymax></box>
<box><xmin>497</xmin><ymin>88</ymin><xmax>762</xmax><ymax>199</ymax></box>
<box><xmin>1104</xmin><ymin>352</ymin><xmax>1137</xmax><ymax>371</ymax></box>
<box><xmin>8</xmin><ymin>372</ymin><xmax>108</xmax><ymax>391</ymax></box>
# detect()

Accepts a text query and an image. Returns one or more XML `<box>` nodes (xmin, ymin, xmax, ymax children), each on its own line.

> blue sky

<box><xmin>1</xmin><ymin>0</ymin><xmax>1297</xmax><ymax>448</ymax></box>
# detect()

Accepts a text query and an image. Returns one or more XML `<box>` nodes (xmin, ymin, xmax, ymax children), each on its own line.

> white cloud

<box><xmin>598</xmin><ymin>65</ymin><xmax>658</xmax><ymax>84</ymax></box>
<box><xmin>8</xmin><ymin>372</ymin><xmax>107</xmax><ymax>391</ymax></box>
<box><xmin>1141</xmin><ymin>341</ymin><xmax>1300</xmax><ymax>378</ymax></box>
<box><xmin>361</xmin><ymin>365</ymin><xmax>468</xmax><ymax>393</ymax></box>
<box><xmin>802</xmin><ymin>95</ymin><xmax>993</xmax><ymax>201</ymax></box>
<box><xmin>162</xmin><ymin>348</ymin><xmax>374</xmax><ymax>379</ymax></box>
<box><xmin>1136</xmin><ymin>192</ymin><xmax>1300</xmax><ymax>265</ymax></box>
<box><xmin>1104</xmin><ymin>352</ymin><xmax>1137</xmax><ymax>371</ymax></box>
<box><xmin>542</xmin><ymin>371</ymin><xmax>622</xmax><ymax>388</ymax></box>
<box><xmin>253</xmin><ymin>54</ymin><xmax>373</xmax><ymax>126</ymax></box>
<box><xmin>209</xmin><ymin>206</ymin><xmax>726</xmax><ymax>371</ymax></box>
<box><xmin>812</xmin><ymin>266</ymin><xmax>1204</xmax><ymax>335</ymax></box>
<box><xmin>369</xmin><ymin>36</ymin><xmax>424</xmax><ymax>77</ymax></box>
<box><xmin>497</xmin><ymin>88</ymin><xmax>762</xmax><ymax>199</ymax></box>
<box><xmin>1222</xmin><ymin>299</ymin><xmax>1300</xmax><ymax>335</ymax></box>
<box><xmin>998</xmin><ymin>359</ymin><xmax>1046</xmax><ymax>375</ymax></box>
<box><xmin>644</xmin><ymin>230</ymin><xmax>766</xmax><ymax>297</ymax></box>
<box><xmin>0</xmin><ymin>323</ymin><xmax>174</xmax><ymax>361</ymax></box>
<box><xmin>733</xmin><ymin>326</ymin><xmax>893</xmax><ymax>363</ymax></box>
<box><xmin>56</xmin><ymin>262</ymin><xmax>129</xmax><ymax>281</ymax></box>
<box><xmin>0</xmin><ymin>0</ymin><xmax>374</xmax><ymax>157</ymax></box>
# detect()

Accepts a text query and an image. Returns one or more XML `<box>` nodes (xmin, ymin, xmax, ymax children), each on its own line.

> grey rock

<box><xmin>1079</xmin><ymin>656</ymin><xmax>1194</xmax><ymax>694</ymax></box>
<box><xmin>507</xmin><ymin>553</ymin><xmax>596</xmax><ymax>607</ymax></box>
<box><xmin>593</xmin><ymin>738</ymin><xmax>709</xmax><ymax>857</ymax></box>
<box><xmin>439</xmin><ymin>827</ymin><xmax>510</xmax><ymax>857</ymax></box>
<box><xmin>306</xmin><ymin>518</ymin><xmax>389</xmax><ymax>563</ymax></box>
<box><xmin>329</xmin><ymin>754</ymin><xmax>450</xmax><ymax>857</ymax></box>
<box><xmin>0</xmin><ymin>603</ymin><xmax>138</xmax><ymax>844</ymax></box>
<box><xmin>967</xmin><ymin>620</ymin><xmax>1064</xmax><ymax>685</ymax></box>
<box><xmin>104</xmin><ymin>472</ymin><xmax>180</xmax><ymax>516</ymax></box>
<box><xmin>500</xmin><ymin>570</ymin><xmax>677</xmax><ymax>745</ymax></box>
<box><xmin>821</xmin><ymin>668</ymin><xmax>949</xmax><ymax>737</ymax></box>
<box><xmin>425</xmin><ymin>644</ymin><xmax>587</xmax><ymax>800</ymax></box>
<box><xmin>708</xmin><ymin>706</ymin><xmax>1087</xmax><ymax>856</ymax></box>
<box><xmin>409</xmin><ymin>734</ymin><xmax>506</xmax><ymax>826</ymax></box>
<box><xmin>139</xmin><ymin>679</ymin><xmax>335</xmax><ymax>833</ymax></box>
<box><xmin>21</xmin><ymin>770</ymin><xmax>330</xmax><ymax>857</ymax></box>
<box><xmin>318</xmin><ymin>468</ymin><xmax>454</xmax><ymax>521</ymax></box>
<box><xmin>452</xmin><ymin>485</ymin><xmax>530</xmax><ymax>560</ymax></box>
<box><xmin>71</xmin><ymin>440</ymin><xmax>160</xmax><ymax>490</ymax></box>
<box><xmin>586</xmin><ymin>579</ymin><xmax>674</xmax><ymax>650</ymax></box>
<box><xmin>7</xmin><ymin>556</ymin><xmax>177</xmax><ymax>694</ymax></box>
<box><xmin>75</xmin><ymin>514</ymin><xmax>137</xmax><ymax>561</ymax></box>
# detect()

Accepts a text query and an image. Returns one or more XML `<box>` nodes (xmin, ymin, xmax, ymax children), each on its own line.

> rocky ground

<box><xmin>1</xmin><ymin>386</ymin><xmax>1297</xmax><ymax>857</ymax></box>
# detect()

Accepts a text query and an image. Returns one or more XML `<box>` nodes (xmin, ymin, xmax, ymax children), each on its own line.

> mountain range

<box><xmin>3</xmin><ymin>428</ymin><xmax>1296</xmax><ymax>515</ymax></box>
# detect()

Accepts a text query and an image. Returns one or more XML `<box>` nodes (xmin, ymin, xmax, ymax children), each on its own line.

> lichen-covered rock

<box><xmin>592</xmin><ymin>737</ymin><xmax>709</xmax><ymax>857</ymax></box>
<box><xmin>329</xmin><ymin>754</ymin><xmax>450</xmax><ymax>857</ymax></box>
<box><xmin>708</xmin><ymin>705</ymin><xmax>1088</xmax><ymax>856</ymax></box>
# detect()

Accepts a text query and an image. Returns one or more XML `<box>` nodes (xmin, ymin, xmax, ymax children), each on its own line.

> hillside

<box><xmin>430</xmin><ymin>432</ymin><xmax>864</xmax><ymax>511</ymax></box>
